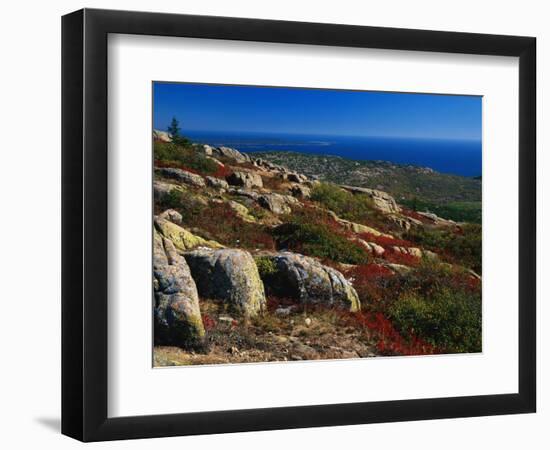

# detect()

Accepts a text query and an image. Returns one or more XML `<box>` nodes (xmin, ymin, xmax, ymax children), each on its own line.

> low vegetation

<box><xmin>405</xmin><ymin>223</ymin><xmax>482</xmax><ymax>273</ymax></box>
<box><xmin>272</xmin><ymin>220</ymin><xmax>370</xmax><ymax>265</ymax></box>
<box><xmin>154</xmin><ymin>141</ymin><xmax>220</xmax><ymax>175</ymax></box>
<box><xmin>310</xmin><ymin>182</ymin><xmax>390</xmax><ymax>231</ymax></box>
<box><xmin>401</xmin><ymin>198</ymin><xmax>482</xmax><ymax>224</ymax></box>
<box><xmin>153</xmin><ymin>132</ymin><xmax>482</xmax><ymax>363</ymax></box>
<box><xmin>345</xmin><ymin>261</ymin><xmax>481</xmax><ymax>354</ymax></box>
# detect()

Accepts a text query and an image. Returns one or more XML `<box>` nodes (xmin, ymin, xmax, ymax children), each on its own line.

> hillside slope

<box><xmin>152</xmin><ymin>134</ymin><xmax>482</xmax><ymax>365</ymax></box>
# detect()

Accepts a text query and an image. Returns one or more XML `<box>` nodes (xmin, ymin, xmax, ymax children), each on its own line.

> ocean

<box><xmin>185</xmin><ymin>131</ymin><xmax>482</xmax><ymax>177</ymax></box>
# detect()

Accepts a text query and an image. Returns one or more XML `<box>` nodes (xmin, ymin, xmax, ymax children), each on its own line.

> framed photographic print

<box><xmin>62</xmin><ymin>8</ymin><xmax>536</xmax><ymax>442</ymax></box>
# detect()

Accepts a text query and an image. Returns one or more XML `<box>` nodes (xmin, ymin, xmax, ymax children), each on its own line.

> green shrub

<box><xmin>389</xmin><ymin>287</ymin><xmax>481</xmax><ymax>353</ymax></box>
<box><xmin>255</xmin><ymin>256</ymin><xmax>278</xmax><ymax>278</ymax></box>
<box><xmin>406</xmin><ymin>224</ymin><xmax>481</xmax><ymax>273</ymax></box>
<box><xmin>272</xmin><ymin>221</ymin><xmax>370</xmax><ymax>265</ymax></box>
<box><xmin>157</xmin><ymin>189</ymin><xmax>205</xmax><ymax>219</ymax></box>
<box><xmin>311</xmin><ymin>182</ymin><xmax>387</xmax><ymax>229</ymax></box>
<box><xmin>154</xmin><ymin>141</ymin><xmax>219</xmax><ymax>175</ymax></box>
<box><xmin>401</xmin><ymin>198</ymin><xmax>481</xmax><ymax>224</ymax></box>
<box><xmin>157</xmin><ymin>189</ymin><xmax>184</xmax><ymax>210</ymax></box>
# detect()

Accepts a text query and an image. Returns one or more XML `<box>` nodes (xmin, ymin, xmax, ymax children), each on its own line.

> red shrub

<box><xmin>341</xmin><ymin>311</ymin><xmax>437</xmax><ymax>356</ymax></box>
<box><xmin>211</xmin><ymin>164</ymin><xmax>233</xmax><ymax>179</ymax></box>
<box><xmin>400</xmin><ymin>208</ymin><xmax>431</xmax><ymax>224</ymax></box>
<box><xmin>450</xmin><ymin>271</ymin><xmax>481</xmax><ymax>293</ymax></box>
<box><xmin>202</xmin><ymin>313</ymin><xmax>217</xmax><ymax>331</ymax></box>
<box><xmin>154</xmin><ymin>160</ymin><xmax>202</xmax><ymax>175</ymax></box>
<box><xmin>358</xmin><ymin>232</ymin><xmax>414</xmax><ymax>248</ymax></box>
<box><xmin>197</xmin><ymin>202</ymin><xmax>276</xmax><ymax>250</ymax></box>
<box><xmin>345</xmin><ymin>264</ymin><xmax>395</xmax><ymax>306</ymax></box>
<box><xmin>382</xmin><ymin>249</ymin><xmax>421</xmax><ymax>267</ymax></box>
<box><xmin>348</xmin><ymin>264</ymin><xmax>394</xmax><ymax>281</ymax></box>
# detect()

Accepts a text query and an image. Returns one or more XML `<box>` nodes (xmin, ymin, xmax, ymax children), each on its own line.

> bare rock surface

<box><xmin>153</xmin><ymin>129</ymin><xmax>172</xmax><ymax>142</ymax></box>
<box><xmin>184</xmin><ymin>248</ymin><xmax>266</xmax><ymax>317</ymax></box>
<box><xmin>261</xmin><ymin>252</ymin><xmax>360</xmax><ymax>312</ymax></box>
<box><xmin>158</xmin><ymin>209</ymin><xmax>183</xmax><ymax>225</ymax></box>
<box><xmin>157</xmin><ymin>167</ymin><xmax>206</xmax><ymax>188</ymax></box>
<box><xmin>154</xmin><ymin>217</ymin><xmax>223</xmax><ymax>251</ymax></box>
<box><xmin>153</xmin><ymin>230</ymin><xmax>205</xmax><ymax>348</ymax></box>
<box><xmin>341</xmin><ymin>185</ymin><xmax>400</xmax><ymax>214</ymax></box>
<box><xmin>153</xmin><ymin>181</ymin><xmax>184</xmax><ymax>200</ymax></box>
<box><xmin>258</xmin><ymin>193</ymin><xmax>294</xmax><ymax>215</ymax></box>
<box><xmin>226</xmin><ymin>170</ymin><xmax>263</xmax><ymax>189</ymax></box>
<box><xmin>205</xmin><ymin>176</ymin><xmax>229</xmax><ymax>190</ymax></box>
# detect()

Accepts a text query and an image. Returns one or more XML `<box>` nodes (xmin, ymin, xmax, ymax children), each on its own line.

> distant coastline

<box><xmin>184</xmin><ymin>130</ymin><xmax>481</xmax><ymax>177</ymax></box>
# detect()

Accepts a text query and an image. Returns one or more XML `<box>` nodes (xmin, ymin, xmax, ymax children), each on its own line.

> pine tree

<box><xmin>167</xmin><ymin>116</ymin><xmax>181</xmax><ymax>140</ymax></box>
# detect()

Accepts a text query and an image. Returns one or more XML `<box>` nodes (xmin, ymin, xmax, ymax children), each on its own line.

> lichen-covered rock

<box><xmin>226</xmin><ymin>171</ymin><xmax>263</xmax><ymax>189</ymax></box>
<box><xmin>289</xmin><ymin>183</ymin><xmax>312</xmax><ymax>199</ymax></box>
<box><xmin>158</xmin><ymin>208</ymin><xmax>183</xmax><ymax>225</ymax></box>
<box><xmin>261</xmin><ymin>252</ymin><xmax>360</xmax><ymax>312</ymax></box>
<box><xmin>157</xmin><ymin>167</ymin><xmax>206</xmax><ymax>188</ymax></box>
<box><xmin>258</xmin><ymin>193</ymin><xmax>293</xmax><ymax>215</ymax></box>
<box><xmin>228</xmin><ymin>201</ymin><xmax>256</xmax><ymax>223</ymax></box>
<box><xmin>329</xmin><ymin>211</ymin><xmax>394</xmax><ymax>238</ymax></box>
<box><xmin>227</xmin><ymin>187</ymin><xmax>260</xmax><ymax>201</ymax></box>
<box><xmin>416</xmin><ymin>211</ymin><xmax>457</xmax><ymax>227</ymax></box>
<box><xmin>287</xmin><ymin>172</ymin><xmax>308</xmax><ymax>183</ymax></box>
<box><xmin>214</xmin><ymin>146</ymin><xmax>250</xmax><ymax>163</ymax></box>
<box><xmin>355</xmin><ymin>239</ymin><xmax>385</xmax><ymax>256</ymax></box>
<box><xmin>153</xmin><ymin>181</ymin><xmax>185</xmax><ymax>201</ymax></box>
<box><xmin>387</xmin><ymin>214</ymin><xmax>423</xmax><ymax>231</ymax></box>
<box><xmin>153</xmin><ymin>129</ymin><xmax>172</xmax><ymax>142</ymax></box>
<box><xmin>184</xmin><ymin>249</ymin><xmax>266</xmax><ymax>317</ymax></box>
<box><xmin>154</xmin><ymin>217</ymin><xmax>223</xmax><ymax>251</ymax></box>
<box><xmin>205</xmin><ymin>176</ymin><xmax>229</xmax><ymax>190</ymax></box>
<box><xmin>341</xmin><ymin>185</ymin><xmax>400</xmax><ymax>214</ymax></box>
<box><xmin>153</xmin><ymin>230</ymin><xmax>205</xmax><ymax>348</ymax></box>
<box><xmin>383</xmin><ymin>263</ymin><xmax>413</xmax><ymax>275</ymax></box>
<box><xmin>391</xmin><ymin>246</ymin><xmax>423</xmax><ymax>258</ymax></box>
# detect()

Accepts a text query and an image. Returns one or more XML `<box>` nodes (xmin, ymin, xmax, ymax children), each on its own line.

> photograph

<box><xmin>152</xmin><ymin>82</ymin><xmax>482</xmax><ymax>366</ymax></box>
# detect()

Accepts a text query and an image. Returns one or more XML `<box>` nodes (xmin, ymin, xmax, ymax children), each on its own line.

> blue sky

<box><xmin>153</xmin><ymin>82</ymin><xmax>482</xmax><ymax>141</ymax></box>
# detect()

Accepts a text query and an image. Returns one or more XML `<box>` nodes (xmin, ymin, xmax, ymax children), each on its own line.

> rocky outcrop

<box><xmin>383</xmin><ymin>263</ymin><xmax>413</xmax><ymax>275</ymax></box>
<box><xmin>227</xmin><ymin>187</ymin><xmax>260</xmax><ymax>201</ymax></box>
<box><xmin>416</xmin><ymin>211</ymin><xmax>457</xmax><ymax>227</ymax></box>
<box><xmin>289</xmin><ymin>183</ymin><xmax>311</xmax><ymax>199</ymax></box>
<box><xmin>287</xmin><ymin>172</ymin><xmax>308</xmax><ymax>183</ymax></box>
<box><xmin>153</xmin><ymin>129</ymin><xmax>172</xmax><ymax>142</ymax></box>
<box><xmin>153</xmin><ymin>181</ymin><xmax>184</xmax><ymax>201</ymax></box>
<box><xmin>327</xmin><ymin>211</ymin><xmax>394</xmax><ymax>238</ymax></box>
<box><xmin>228</xmin><ymin>200</ymin><xmax>256</xmax><ymax>223</ymax></box>
<box><xmin>153</xmin><ymin>230</ymin><xmax>205</xmax><ymax>348</ymax></box>
<box><xmin>261</xmin><ymin>252</ymin><xmax>360</xmax><ymax>312</ymax></box>
<box><xmin>158</xmin><ymin>209</ymin><xmax>183</xmax><ymax>225</ymax></box>
<box><xmin>355</xmin><ymin>239</ymin><xmax>385</xmax><ymax>256</ymax></box>
<box><xmin>214</xmin><ymin>146</ymin><xmax>250</xmax><ymax>163</ymax></box>
<box><xmin>154</xmin><ymin>217</ymin><xmax>223</xmax><ymax>251</ymax></box>
<box><xmin>391</xmin><ymin>246</ymin><xmax>423</xmax><ymax>258</ymax></box>
<box><xmin>387</xmin><ymin>214</ymin><xmax>422</xmax><ymax>231</ymax></box>
<box><xmin>341</xmin><ymin>185</ymin><xmax>400</xmax><ymax>214</ymax></box>
<box><xmin>258</xmin><ymin>193</ymin><xmax>296</xmax><ymax>215</ymax></box>
<box><xmin>226</xmin><ymin>171</ymin><xmax>263</xmax><ymax>189</ymax></box>
<box><xmin>157</xmin><ymin>167</ymin><xmax>206</xmax><ymax>188</ymax></box>
<box><xmin>205</xmin><ymin>176</ymin><xmax>229</xmax><ymax>191</ymax></box>
<box><xmin>184</xmin><ymin>249</ymin><xmax>266</xmax><ymax>317</ymax></box>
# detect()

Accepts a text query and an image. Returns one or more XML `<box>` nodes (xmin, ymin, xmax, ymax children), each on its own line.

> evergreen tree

<box><xmin>167</xmin><ymin>116</ymin><xmax>181</xmax><ymax>140</ymax></box>
<box><xmin>166</xmin><ymin>116</ymin><xmax>190</xmax><ymax>146</ymax></box>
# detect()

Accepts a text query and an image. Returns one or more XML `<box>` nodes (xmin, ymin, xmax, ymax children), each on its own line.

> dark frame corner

<box><xmin>62</xmin><ymin>8</ymin><xmax>536</xmax><ymax>442</ymax></box>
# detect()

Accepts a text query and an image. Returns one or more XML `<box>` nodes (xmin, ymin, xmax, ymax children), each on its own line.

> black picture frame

<box><xmin>62</xmin><ymin>8</ymin><xmax>536</xmax><ymax>442</ymax></box>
